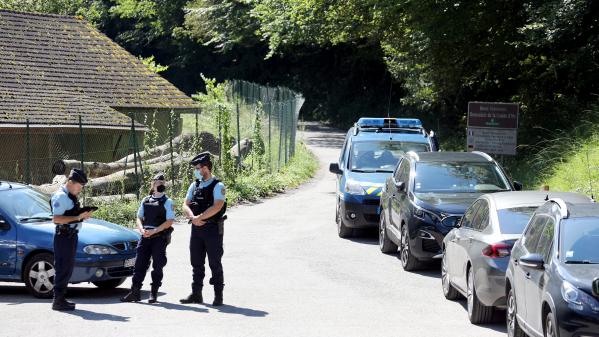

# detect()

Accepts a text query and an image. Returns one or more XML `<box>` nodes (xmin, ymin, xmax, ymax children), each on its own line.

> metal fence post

<box><xmin>168</xmin><ymin>111</ymin><xmax>176</xmax><ymax>192</ymax></box>
<box><xmin>266</xmin><ymin>87</ymin><xmax>272</xmax><ymax>172</ymax></box>
<box><xmin>236</xmin><ymin>81</ymin><xmax>242</xmax><ymax>169</ymax></box>
<box><xmin>131</xmin><ymin>116</ymin><xmax>140</xmax><ymax>200</ymax></box>
<box><xmin>25</xmin><ymin>119</ymin><xmax>31</xmax><ymax>184</ymax></box>
<box><xmin>78</xmin><ymin>115</ymin><xmax>84</xmax><ymax>169</ymax></box>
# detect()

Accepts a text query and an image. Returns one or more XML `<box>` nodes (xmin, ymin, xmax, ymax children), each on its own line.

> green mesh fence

<box><xmin>0</xmin><ymin>80</ymin><xmax>303</xmax><ymax>201</ymax></box>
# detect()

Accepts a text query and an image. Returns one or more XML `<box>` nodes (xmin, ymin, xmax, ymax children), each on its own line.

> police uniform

<box><xmin>180</xmin><ymin>152</ymin><xmax>227</xmax><ymax>306</ymax></box>
<box><xmin>50</xmin><ymin>168</ymin><xmax>87</xmax><ymax>311</ymax></box>
<box><xmin>121</xmin><ymin>173</ymin><xmax>175</xmax><ymax>303</ymax></box>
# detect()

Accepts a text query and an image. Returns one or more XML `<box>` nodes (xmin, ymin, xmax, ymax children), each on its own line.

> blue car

<box><xmin>0</xmin><ymin>181</ymin><xmax>140</xmax><ymax>298</ymax></box>
<box><xmin>329</xmin><ymin>117</ymin><xmax>438</xmax><ymax>238</ymax></box>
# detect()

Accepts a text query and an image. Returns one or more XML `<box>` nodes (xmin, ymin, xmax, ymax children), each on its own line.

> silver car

<box><xmin>440</xmin><ymin>191</ymin><xmax>592</xmax><ymax>324</ymax></box>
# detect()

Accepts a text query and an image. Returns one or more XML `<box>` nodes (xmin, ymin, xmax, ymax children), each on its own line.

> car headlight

<box><xmin>84</xmin><ymin>245</ymin><xmax>118</xmax><ymax>255</ymax></box>
<box><xmin>345</xmin><ymin>180</ymin><xmax>365</xmax><ymax>195</ymax></box>
<box><xmin>561</xmin><ymin>281</ymin><xmax>599</xmax><ymax>312</ymax></box>
<box><xmin>414</xmin><ymin>206</ymin><xmax>441</xmax><ymax>223</ymax></box>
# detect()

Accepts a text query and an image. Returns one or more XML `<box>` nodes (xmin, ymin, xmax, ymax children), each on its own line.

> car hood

<box><xmin>559</xmin><ymin>264</ymin><xmax>599</xmax><ymax>294</ymax></box>
<box><xmin>414</xmin><ymin>192</ymin><xmax>482</xmax><ymax>215</ymax></box>
<box><xmin>22</xmin><ymin>218</ymin><xmax>140</xmax><ymax>245</ymax></box>
<box><xmin>346</xmin><ymin>171</ymin><xmax>391</xmax><ymax>186</ymax></box>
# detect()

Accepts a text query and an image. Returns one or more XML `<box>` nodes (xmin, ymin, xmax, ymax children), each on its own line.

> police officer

<box><xmin>180</xmin><ymin>152</ymin><xmax>227</xmax><ymax>306</ymax></box>
<box><xmin>50</xmin><ymin>168</ymin><xmax>93</xmax><ymax>311</ymax></box>
<box><xmin>121</xmin><ymin>173</ymin><xmax>175</xmax><ymax>303</ymax></box>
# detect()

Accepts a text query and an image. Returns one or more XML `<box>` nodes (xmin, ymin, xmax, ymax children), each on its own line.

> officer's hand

<box><xmin>80</xmin><ymin>211</ymin><xmax>92</xmax><ymax>220</ymax></box>
<box><xmin>143</xmin><ymin>229</ymin><xmax>155</xmax><ymax>238</ymax></box>
<box><xmin>191</xmin><ymin>216</ymin><xmax>205</xmax><ymax>226</ymax></box>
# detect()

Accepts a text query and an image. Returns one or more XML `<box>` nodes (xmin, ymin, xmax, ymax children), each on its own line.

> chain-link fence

<box><xmin>1</xmin><ymin>80</ymin><xmax>304</xmax><ymax>201</ymax></box>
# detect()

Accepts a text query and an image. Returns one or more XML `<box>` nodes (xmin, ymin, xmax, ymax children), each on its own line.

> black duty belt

<box><xmin>55</xmin><ymin>224</ymin><xmax>79</xmax><ymax>237</ymax></box>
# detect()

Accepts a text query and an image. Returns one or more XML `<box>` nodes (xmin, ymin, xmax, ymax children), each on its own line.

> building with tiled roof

<box><xmin>0</xmin><ymin>9</ymin><xmax>199</xmax><ymax>183</ymax></box>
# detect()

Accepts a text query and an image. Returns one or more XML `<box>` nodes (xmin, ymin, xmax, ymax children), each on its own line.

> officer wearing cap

<box><xmin>50</xmin><ymin>168</ymin><xmax>93</xmax><ymax>311</ymax></box>
<box><xmin>121</xmin><ymin>173</ymin><xmax>175</xmax><ymax>303</ymax></box>
<box><xmin>180</xmin><ymin>152</ymin><xmax>227</xmax><ymax>306</ymax></box>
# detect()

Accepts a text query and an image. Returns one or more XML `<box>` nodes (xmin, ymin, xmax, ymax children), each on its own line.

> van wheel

<box><xmin>441</xmin><ymin>249</ymin><xmax>461</xmax><ymax>300</ymax></box>
<box><xmin>24</xmin><ymin>253</ymin><xmax>55</xmax><ymax>299</ymax></box>
<box><xmin>336</xmin><ymin>204</ymin><xmax>353</xmax><ymax>238</ymax></box>
<box><xmin>93</xmin><ymin>278</ymin><xmax>126</xmax><ymax>289</ymax></box>
<box><xmin>379</xmin><ymin>213</ymin><xmax>398</xmax><ymax>253</ymax></box>
<box><xmin>400</xmin><ymin>225</ymin><xmax>420</xmax><ymax>271</ymax></box>
<box><xmin>467</xmin><ymin>267</ymin><xmax>494</xmax><ymax>324</ymax></box>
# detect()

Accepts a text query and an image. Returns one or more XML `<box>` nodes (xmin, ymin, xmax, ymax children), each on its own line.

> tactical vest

<box><xmin>142</xmin><ymin>195</ymin><xmax>167</xmax><ymax>229</ymax></box>
<box><xmin>190</xmin><ymin>179</ymin><xmax>227</xmax><ymax>224</ymax></box>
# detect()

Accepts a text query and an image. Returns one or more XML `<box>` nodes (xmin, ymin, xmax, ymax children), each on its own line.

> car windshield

<box><xmin>497</xmin><ymin>207</ymin><xmax>537</xmax><ymax>234</ymax></box>
<box><xmin>0</xmin><ymin>188</ymin><xmax>52</xmax><ymax>222</ymax></box>
<box><xmin>350</xmin><ymin>141</ymin><xmax>429</xmax><ymax>172</ymax></box>
<box><xmin>414</xmin><ymin>162</ymin><xmax>511</xmax><ymax>193</ymax></box>
<box><xmin>561</xmin><ymin>218</ymin><xmax>599</xmax><ymax>264</ymax></box>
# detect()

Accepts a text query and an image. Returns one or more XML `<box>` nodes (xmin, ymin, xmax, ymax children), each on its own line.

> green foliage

<box><xmin>139</xmin><ymin>55</ymin><xmax>169</xmax><ymax>73</ymax></box>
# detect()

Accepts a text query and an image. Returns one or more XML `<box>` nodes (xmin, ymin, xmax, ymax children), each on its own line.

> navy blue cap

<box><xmin>190</xmin><ymin>152</ymin><xmax>212</xmax><ymax>166</ymax></box>
<box><xmin>153</xmin><ymin>172</ymin><xmax>166</xmax><ymax>181</ymax></box>
<box><xmin>68</xmin><ymin>168</ymin><xmax>88</xmax><ymax>185</ymax></box>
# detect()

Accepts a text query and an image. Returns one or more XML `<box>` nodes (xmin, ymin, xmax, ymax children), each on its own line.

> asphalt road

<box><xmin>0</xmin><ymin>124</ymin><xmax>506</xmax><ymax>337</ymax></box>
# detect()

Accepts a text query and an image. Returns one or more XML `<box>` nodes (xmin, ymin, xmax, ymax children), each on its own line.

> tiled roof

<box><xmin>0</xmin><ymin>9</ymin><xmax>199</xmax><ymax>126</ymax></box>
<box><xmin>0</xmin><ymin>86</ymin><xmax>145</xmax><ymax>129</ymax></box>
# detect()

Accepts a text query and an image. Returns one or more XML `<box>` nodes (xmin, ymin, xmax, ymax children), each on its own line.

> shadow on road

<box><xmin>63</xmin><ymin>308</ymin><xmax>130</xmax><ymax>322</ymax></box>
<box><xmin>139</xmin><ymin>300</ymin><xmax>209</xmax><ymax>313</ymax></box>
<box><xmin>212</xmin><ymin>303</ymin><xmax>269</xmax><ymax>317</ymax></box>
<box><xmin>301</xmin><ymin>123</ymin><xmax>346</xmax><ymax>149</ymax></box>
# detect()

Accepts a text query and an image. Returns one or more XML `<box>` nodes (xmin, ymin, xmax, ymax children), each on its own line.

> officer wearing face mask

<box><xmin>121</xmin><ymin>173</ymin><xmax>175</xmax><ymax>303</ymax></box>
<box><xmin>180</xmin><ymin>152</ymin><xmax>227</xmax><ymax>306</ymax></box>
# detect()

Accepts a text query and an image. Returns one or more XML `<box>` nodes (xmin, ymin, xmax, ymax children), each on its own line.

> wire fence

<box><xmin>0</xmin><ymin>80</ymin><xmax>304</xmax><ymax>201</ymax></box>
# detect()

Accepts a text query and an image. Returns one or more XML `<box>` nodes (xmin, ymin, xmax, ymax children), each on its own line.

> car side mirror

<box><xmin>454</xmin><ymin>218</ymin><xmax>463</xmax><ymax>228</ymax></box>
<box><xmin>520</xmin><ymin>253</ymin><xmax>545</xmax><ymax>270</ymax></box>
<box><xmin>0</xmin><ymin>218</ymin><xmax>9</xmax><ymax>231</ymax></box>
<box><xmin>394</xmin><ymin>180</ymin><xmax>405</xmax><ymax>192</ymax></box>
<box><xmin>513</xmin><ymin>181</ymin><xmax>523</xmax><ymax>191</ymax></box>
<box><xmin>329</xmin><ymin>163</ymin><xmax>343</xmax><ymax>175</ymax></box>
<box><xmin>593</xmin><ymin>278</ymin><xmax>599</xmax><ymax>297</ymax></box>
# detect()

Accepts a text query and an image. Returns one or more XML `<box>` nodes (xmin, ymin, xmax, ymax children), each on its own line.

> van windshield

<box><xmin>350</xmin><ymin>141</ymin><xmax>429</xmax><ymax>172</ymax></box>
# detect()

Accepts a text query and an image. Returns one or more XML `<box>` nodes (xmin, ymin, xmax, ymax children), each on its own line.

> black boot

<box><xmin>120</xmin><ymin>287</ymin><xmax>141</xmax><ymax>302</ymax></box>
<box><xmin>52</xmin><ymin>295</ymin><xmax>76</xmax><ymax>311</ymax></box>
<box><xmin>212</xmin><ymin>289</ymin><xmax>223</xmax><ymax>306</ymax></box>
<box><xmin>180</xmin><ymin>291</ymin><xmax>203</xmax><ymax>304</ymax></box>
<box><xmin>148</xmin><ymin>287</ymin><xmax>159</xmax><ymax>304</ymax></box>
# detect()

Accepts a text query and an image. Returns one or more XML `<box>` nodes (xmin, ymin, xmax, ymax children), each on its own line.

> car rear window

<box><xmin>496</xmin><ymin>207</ymin><xmax>537</xmax><ymax>234</ymax></box>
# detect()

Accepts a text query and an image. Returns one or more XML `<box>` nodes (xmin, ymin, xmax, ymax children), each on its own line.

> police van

<box><xmin>329</xmin><ymin>118</ymin><xmax>438</xmax><ymax>238</ymax></box>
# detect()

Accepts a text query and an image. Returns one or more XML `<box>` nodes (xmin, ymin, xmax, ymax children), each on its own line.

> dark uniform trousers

<box><xmin>53</xmin><ymin>231</ymin><xmax>78</xmax><ymax>297</ymax></box>
<box><xmin>131</xmin><ymin>235</ymin><xmax>168</xmax><ymax>289</ymax></box>
<box><xmin>190</xmin><ymin>223</ymin><xmax>224</xmax><ymax>292</ymax></box>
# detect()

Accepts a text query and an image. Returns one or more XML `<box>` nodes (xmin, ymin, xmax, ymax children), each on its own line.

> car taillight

<box><xmin>482</xmin><ymin>243</ymin><xmax>512</xmax><ymax>258</ymax></box>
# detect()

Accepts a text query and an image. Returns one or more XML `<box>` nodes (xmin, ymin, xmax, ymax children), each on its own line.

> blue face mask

<box><xmin>194</xmin><ymin>170</ymin><xmax>202</xmax><ymax>180</ymax></box>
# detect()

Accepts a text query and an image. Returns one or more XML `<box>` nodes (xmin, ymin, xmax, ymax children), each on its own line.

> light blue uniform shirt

<box><xmin>137</xmin><ymin>194</ymin><xmax>176</xmax><ymax>229</ymax></box>
<box><xmin>51</xmin><ymin>185</ymin><xmax>82</xmax><ymax>230</ymax></box>
<box><xmin>185</xmin><ymin>176</ymin><xmax>226</xmax><ymax>202</ymax></box>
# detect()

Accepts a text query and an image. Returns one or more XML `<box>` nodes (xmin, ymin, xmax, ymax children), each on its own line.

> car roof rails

<box><xmin>353</xmin><ymin>117</ymin><xmax>424</xmax><ymax>136</ymax></box>
<box><xmin>471</xmin><ymin>151</ymin><xmax>494</xmax><ymax>162</ymax></box>
<box><xmin>406</xmin><ymin>151</ymin><xmax>420</xmax><ymax>161</ymax></box>
<box><xmin>549</xmin><ymin>198</ymin><xmax>569</xmax><ymax>219</ymax></box>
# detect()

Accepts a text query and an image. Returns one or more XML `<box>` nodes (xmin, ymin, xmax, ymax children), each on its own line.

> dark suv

<box><xmin>506</xmin><ymin>199</ymin><xmax>599</xmax><ymax>337</ymax></box>
<box><xmin>379</xmin><ymin>151</ymin><xmax>520</xmax><ymax>271</ymax></box>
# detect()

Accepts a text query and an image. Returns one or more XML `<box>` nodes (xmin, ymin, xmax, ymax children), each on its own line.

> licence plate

<box><xmin>124</xmin><ymin>257</ymin><xmax>136</xmax><ymax>268</ymax></box>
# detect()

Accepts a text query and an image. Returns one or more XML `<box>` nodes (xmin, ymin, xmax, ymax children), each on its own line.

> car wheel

<box><xmin>507</xmin><ymin>288</ymin><xmax>526</xmax><ymax>337</ymax></box>
<box><xmin>379</xmin><ymin>213</ymin><xmax>398</xmax><ymax>254</ymax></box>
<box><xmin>400</xmin><ymin>225</ymin><xmax>420</xmax><ymax>271</ymax></box>
<box><xmin>24</xmin><ymin>253</ymin><xmax>55</xmax><ymax>299</ymax></box>
<box><xmin>467</xmin><ymin>267</ymin><xmax>494</xmax><ymax>324</ymax></box>
<box><xmin>545</xmin><ymin>312</ymin><xmax>557</xmax><ymax>337</ymax></box>
<box><xmin>336</xmin><ymin>203</ymin><xmax>353</xmax><ymax>238</ymax></box>
<box><xmin>93</xmin><ymin>277</ymin><xmax>126</xmax><ymax>289</ymax></box>
<box><xmin>441</xmin><ymin>249</ymin><xmax>461</xmax><ymax>300</ymax></box>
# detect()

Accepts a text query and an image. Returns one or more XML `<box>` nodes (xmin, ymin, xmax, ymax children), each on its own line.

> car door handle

<box><xmin>525</xmin><ymin>272</ymin><xmax>531</xmax><ymax>279</ymax></box>
<box><xmin>467</xmin><ymin>236</ymin><xmax>474</xmax><ymax>240</ymax></box>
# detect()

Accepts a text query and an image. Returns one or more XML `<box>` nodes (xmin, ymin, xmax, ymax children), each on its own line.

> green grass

<box><xmin>91</xmin><ymin>141</ymin><xmax>318</xmax><ymax>228</ymax></box>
